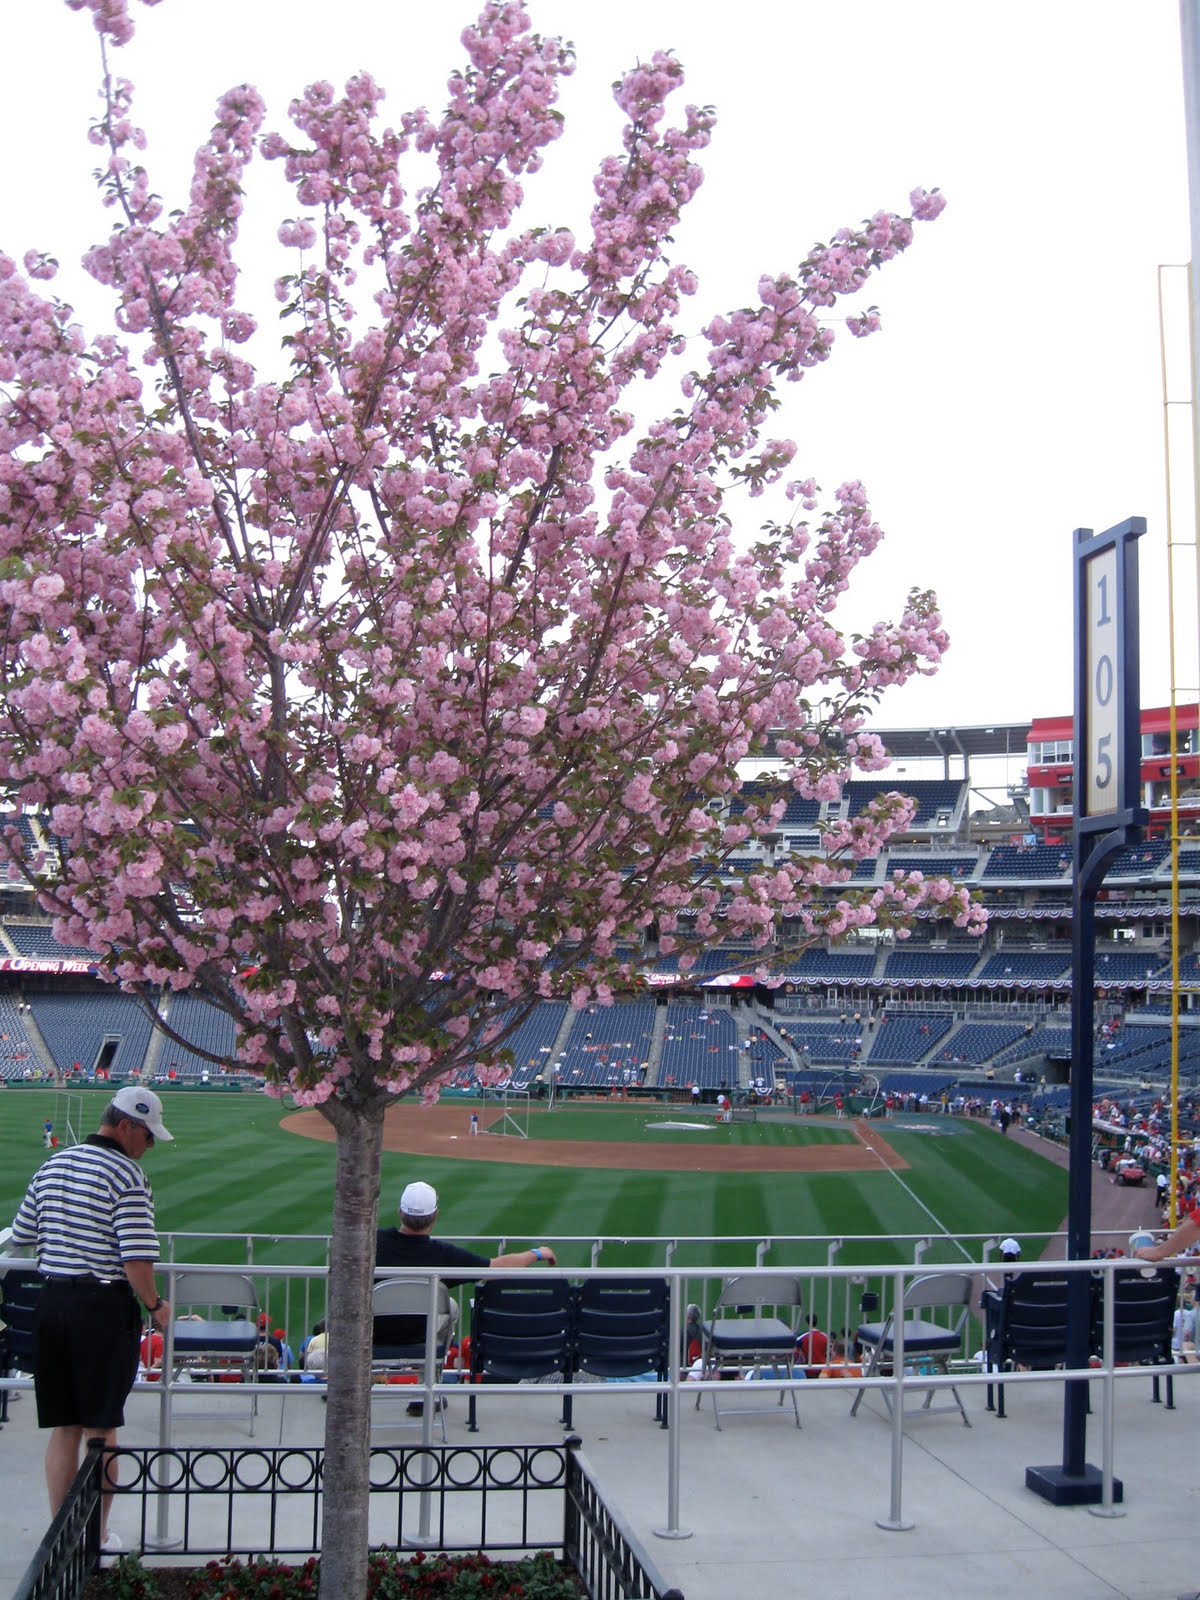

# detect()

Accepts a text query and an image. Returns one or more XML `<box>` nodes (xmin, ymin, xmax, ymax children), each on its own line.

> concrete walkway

<box><xmin>4</xmin><ymin>1354</ymin><xmax>1200</xmax><ymax>1600</ymax></box>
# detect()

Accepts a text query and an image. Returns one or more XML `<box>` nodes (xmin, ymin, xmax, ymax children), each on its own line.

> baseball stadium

<box><xmin>3</xmin><ymin>711</ymin><xmax>1200</xmax><ymax>1599</ymax></box>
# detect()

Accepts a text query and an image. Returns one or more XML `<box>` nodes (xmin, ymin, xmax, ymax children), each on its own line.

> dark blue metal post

<box><xmin>1027</xmin><ymin>518</ymin><xmax>1145</xmax><ymax>1507</ymax></box>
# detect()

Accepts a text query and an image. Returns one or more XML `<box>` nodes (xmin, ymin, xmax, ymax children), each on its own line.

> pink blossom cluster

<box><xmin>0</xmin><ymin>0</ymin><xmax>979</xmax><ymax>1113</ymax></box>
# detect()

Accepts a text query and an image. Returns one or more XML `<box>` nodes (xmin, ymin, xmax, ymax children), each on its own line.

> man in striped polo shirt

<box><xmin>10</xmin><ymin>1085</ymin><xmax>173</xmax><ymax>1553</ymax></box>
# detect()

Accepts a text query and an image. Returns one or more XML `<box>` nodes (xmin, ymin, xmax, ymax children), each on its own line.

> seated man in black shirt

<box><xmin>375</xmin><ymin>1180</ymin><xmax>557</xmax><ymax>1413</ymax></box>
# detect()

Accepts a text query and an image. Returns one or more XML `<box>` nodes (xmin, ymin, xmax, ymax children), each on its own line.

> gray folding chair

<box><xmin>850</xmin><ymin>1272</ymin><xmax>973</xmax><ymax>1426</ymax></box>
<box><xmin>371</xmin><ymin>1277</ymin><xmax>453</xmax><ymax>1442</ymax></box>
<box><xmin>696</xmin><ymin>1273</ymin><xmax>804</xmax><ymax>1430</ymax></box>
<box><xmin>169</xmin><ymin>1271</ymin><xmax>261</xmax><ymax>1433</ymax></box>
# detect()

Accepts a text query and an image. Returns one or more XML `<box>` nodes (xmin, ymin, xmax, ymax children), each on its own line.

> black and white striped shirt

<box><xmin>10</xmin><ymin>1133</ymin><xmax>159</xmax><ymax>1280</ymax></box>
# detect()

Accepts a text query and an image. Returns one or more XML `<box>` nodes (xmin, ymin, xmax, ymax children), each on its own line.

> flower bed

<box><xmin>84</xmin><ymin>1551</ymin><xmax>585</xmax><ymax>1599</ymax></box>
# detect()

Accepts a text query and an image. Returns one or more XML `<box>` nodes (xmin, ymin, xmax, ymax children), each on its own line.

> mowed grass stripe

<box><xmin>0</xmin><ymin>1091</ymin><xmax>1069</xmax><ymax>1280</ymax></box>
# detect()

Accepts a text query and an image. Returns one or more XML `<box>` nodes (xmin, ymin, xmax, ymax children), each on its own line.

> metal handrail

<box><xmin>2</xmin><ymin>1252</ymin><xmax>1192</xmax><ymax>1544</ymax></box>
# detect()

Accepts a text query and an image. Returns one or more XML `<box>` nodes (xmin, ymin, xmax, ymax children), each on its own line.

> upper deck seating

<box><xmin>1093</xmin><ymin>951</ymin><xmax>1168</xmax><ymax>985</ymax></box>
<box><xmin>692</xmin><ymin>948</ymin><xmax>758</xmax><ymax>977</ymax></box>
<box><xmin>5</xmin><ymin>923</ymin><xmax>97</xmax><ymax>960</ymax></box>
<box><xmin>976</xmin><ymin>951</ymin><xmax>1071</xmax><ymax>982</ymax></box>
<box><xmin>780</xmin><ymin>796</ymin><xmax>821</xmax><ymax>828</ymax></box>
<box><xmin>882</xmin><ymin>951</ymin><xmax>980</xmax><ymax>982</ymax></box>
<box><xmin>887</xmin><ymin>856</ymin><xmax>977</xmax><ymax>880</ymax></box>
<box><xmin>841</xmin><ymin>779</ymin><xmax>963</xmax><ymax>827</ymax></box>
<box><xmin>981</xmin><ymin>845</ymin><xmax>1070</xmax><ymax>880</ymax></box>
<box><xmin>1107</xmin><ymin>842</ymin><xmax>1171</xmax><ymax>877</ymax></box>
<box><xmin>778</xmin><ymin>949</ymin><xmax>876</xmax><ymax>982</ymax></box>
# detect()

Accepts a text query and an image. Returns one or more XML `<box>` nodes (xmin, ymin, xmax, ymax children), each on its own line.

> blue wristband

<box><xmin>531</xmin><ymin>1248</ymin><xmax>543</xmax><ymax>1262</ymax></box>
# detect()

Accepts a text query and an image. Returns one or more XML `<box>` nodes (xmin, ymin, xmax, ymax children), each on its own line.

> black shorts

<box><xmin>33</xmin><ymin>1280</ymin><xmax>141</xmax><ymax>1430</ymax></box>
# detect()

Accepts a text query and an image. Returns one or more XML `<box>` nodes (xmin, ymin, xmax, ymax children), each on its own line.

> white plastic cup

<box><xmin>1129</xmin><ymin>1231</ymin><xmax>1156</xmax><ymax>1253</ymax></box>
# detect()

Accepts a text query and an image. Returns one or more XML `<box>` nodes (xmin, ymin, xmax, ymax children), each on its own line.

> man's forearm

<box><xmin>124</xmin><ymin>1259</ymin><xmax>168</xmax><ymax>1320</ymax></box>
<box><xmin>1141</xmin><ymin>1215</ymin><xmax>1200</xmax><ymax>1261</ymax></box>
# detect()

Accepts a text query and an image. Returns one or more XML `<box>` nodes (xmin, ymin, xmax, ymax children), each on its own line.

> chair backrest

<box><xmin>470</xmin><ymin>1278</ymin><xmax>574</xmax><ymax>1381</ymax></box>
<box><xmin>172</xmin><ymin>1272</ymin><xmax>258</xmax><ymax>1317</ymax></box>
<box><xmin>371</xmin><ymin>1278</ymin><xmax>453</xmax><ymax>1359</ymax></box>
<box><xmin>574</xmin><ymin>1277</ymin><xmax>670</xmax><ymax>1376</ymax></box>
<box><xmin>899</xmin><ymin>1273</ymin><xmax>974</xmax><ymax>1315</ymax></box>
<box><xmin>1093</xmin><ymin>1267</ymin><xmax>1179</xmax><ymax>1365</ymax></box>
<box><xmin>0</xmin><ymin>1268</ymin><xmax>43</xmax><ymax>1374</ymax></box>
<box><xmin>712</xmin><ymin>1274</ymin><xmax>804</xmax><ymax>1319</ymax></box>
<box><xmin>993</xmin><ymin>1271</ymin><xmax>1071</xmax><ymax>1369</ymax></box>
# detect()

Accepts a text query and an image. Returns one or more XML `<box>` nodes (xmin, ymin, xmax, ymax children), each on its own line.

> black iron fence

<box><xmin>13</xmin><ymin>1436</ymin><xmax>683</xmax><ymax>1600</ymax></box>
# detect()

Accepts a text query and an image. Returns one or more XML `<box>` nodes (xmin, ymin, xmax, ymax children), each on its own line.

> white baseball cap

<box><xmin>1000</xmin><ymin>1237</ymin><xmax>1021</xmax><ymax>1257</ymax></box>
<box><xmin>400</xmin><ymin>1180</ymin><xmax>438</xmax><ymax>1218</ymax></box>
<box><xmin>110</xmin><ymin>1085</ymin><xmax>173</xmax><ymax>1142</ymax></box>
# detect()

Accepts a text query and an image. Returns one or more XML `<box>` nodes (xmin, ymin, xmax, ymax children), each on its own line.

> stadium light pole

<box><xmin>1027</xmin><ymin>519</ymin><xmax>1146</xmax><ymax>1507</ymax></box>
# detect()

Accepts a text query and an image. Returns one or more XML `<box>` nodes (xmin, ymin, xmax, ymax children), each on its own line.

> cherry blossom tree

<box><xmin>0</xmin><ymin>0</ymin><xmax>980</xmax><ymax>1588</ymax></box>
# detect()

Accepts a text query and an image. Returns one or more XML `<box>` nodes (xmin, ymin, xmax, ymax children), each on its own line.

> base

<box><xmin>1025</xmin><ymin>1463</ymin><xmax>1123</xmax><ymax>1506</ymax></box>
<box><xmin>653</xmin><ymin>1526</ymin><xmax>694</xmax><ymax>1541</ymax></box>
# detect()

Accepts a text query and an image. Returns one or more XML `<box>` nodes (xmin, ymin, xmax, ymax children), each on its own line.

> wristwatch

<box><xmin>146</xmin><ymin>1296</ymin><xmax>163</xmax><ymax>1315</ymax></box>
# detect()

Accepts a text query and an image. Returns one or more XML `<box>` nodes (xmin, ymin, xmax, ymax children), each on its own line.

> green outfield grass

<box><xmin>0</xmin><ymin>1088</ymin><xmax>1067</xmax><ymax>1276</ymax></box>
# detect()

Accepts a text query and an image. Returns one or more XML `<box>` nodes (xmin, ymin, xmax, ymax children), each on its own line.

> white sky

<box><xmin>6</xmin><ymin>0</ymin><xmax>1194</xmax><ymax>750</ymax></box>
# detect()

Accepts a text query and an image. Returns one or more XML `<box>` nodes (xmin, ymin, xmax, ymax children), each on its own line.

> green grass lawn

<box><xmin>0</xmin><ymin>1089</ymin><xmax>1068</xmax><ymax>1348</ymax></box>
<box><xmin>514</xmin><ymin>1107</ymin><xmax>856</xmax><ymax>1147</ymax></box>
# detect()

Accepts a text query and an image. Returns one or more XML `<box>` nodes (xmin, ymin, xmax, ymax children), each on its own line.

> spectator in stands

<box><xmin>8</xmin><ymin>1086</ymin><xmax>173</xmax><ymax>1554</ymax></box>
<box><xmin>818</xmin><ymin>1339</ymin><xmax>862</xmax><ymax>1379</ymax></box>
<box><xmin>375</xmin><ymin>1180</ymin><xmax>557</xmax><ymax>1416</ymax></box>
<box><xmin>796</xmin><ymin>1316</ymin><xmax>829</xmax><ymax>1377</ymax></box>
<box><xmin>1136</xmin><ymin>1207</ymin><xmax>1200</xmax><ymax>1263</ymax></box>
<box><xmin>300</xmin><ymin>1320</ymin><xmax>327</xmax><ymax>1373</ymax></box>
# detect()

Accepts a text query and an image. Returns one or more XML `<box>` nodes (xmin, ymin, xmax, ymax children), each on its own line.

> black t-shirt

<box><xmin>373</xmin><ymin>1228</ymin><xmax>490</xmax><ymax>1346</ymax></box>
<box><xmin>375</xmin><ymin>1228</ymin><xmax>489</xmax><ymax>1282</ymax></box>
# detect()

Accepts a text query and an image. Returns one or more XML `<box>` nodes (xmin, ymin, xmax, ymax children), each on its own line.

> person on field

<box><xmin>9</xmin><ymin>1086</ymin><xmax>173</xmax><ymax>1554</ymax></box>
<box><xmin>374</xmin><ymin>1180</ymin><xmax>556</xmax><ymax>1415</ymax></box>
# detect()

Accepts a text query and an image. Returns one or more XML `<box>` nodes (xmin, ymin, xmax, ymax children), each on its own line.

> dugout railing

<box><xmin>2</xmin><ymin>1250</ymin><xmax>1194</xmax><ymax>1550</ymax></box>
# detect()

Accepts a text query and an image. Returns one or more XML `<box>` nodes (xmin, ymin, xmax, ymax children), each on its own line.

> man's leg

<box><xmin>44</xmin><ymin>1425</ymin><xmax>84</xmax><ymax>1518</ymax></box>
<box><xmin>88</xmin><ymin>1427</ymin><xmax>120</xmax><ymax>1541</ymax></box>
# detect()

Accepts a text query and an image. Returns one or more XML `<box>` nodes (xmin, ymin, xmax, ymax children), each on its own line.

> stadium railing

<box><xmin>3</xmin><ymin>1248</ymin><xmax>1193</xmax><ymax>1550</ymax></box>
<box><xmin>11</xmin><ymin>1434</ymin><xmax>684</xmax><ymax>1600</ymax></box>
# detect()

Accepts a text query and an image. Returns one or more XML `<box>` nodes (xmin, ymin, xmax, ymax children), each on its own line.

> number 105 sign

<box><xmin>1075</xmin><ymin>519</ymin><xmax>1144</xmax><ymax>826</ymax></box>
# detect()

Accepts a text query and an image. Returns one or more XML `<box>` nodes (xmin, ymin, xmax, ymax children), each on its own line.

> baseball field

<box><xmin>0</xmin><ymin>1087</ymin><xmax>1067</xmax><ymax>1287</ymax></box>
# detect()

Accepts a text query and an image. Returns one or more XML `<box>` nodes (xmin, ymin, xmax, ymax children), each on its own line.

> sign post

<box><xmin>1026</xmin><ymin>517</ymin><xmax>1146</xmax><ymax>1506</ymax></box>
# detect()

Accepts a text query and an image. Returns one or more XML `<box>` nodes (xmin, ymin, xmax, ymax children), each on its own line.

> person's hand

<box><xmin>1135</xmin><ymin>1246</ymin><xmax>1161</xmax><ymax>1263</ymax></box>
<box><xmin>151</xmin><ymin>1300</ymin><xmax>171</xmax><ymax>1327</ymax></box>
<box><xmin>536</xmin><ymin>1246</ymin><xmax>557</xmax><ymax>1267</ymax></box>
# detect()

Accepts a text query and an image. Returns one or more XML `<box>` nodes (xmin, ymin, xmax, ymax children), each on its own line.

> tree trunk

<box><xmin>320</xmin><ymin>1101</ymin><xmax>385</xmax><ymax>1598</ymax></box>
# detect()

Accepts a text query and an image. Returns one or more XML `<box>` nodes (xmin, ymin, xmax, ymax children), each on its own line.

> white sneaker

<box><xmin>101</xmin><ymin>1530</ymin><xmax>123</xmax><ymax>1554</ymax></box>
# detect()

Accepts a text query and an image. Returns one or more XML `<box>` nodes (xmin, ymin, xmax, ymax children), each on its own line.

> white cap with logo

<box><xmin>400</xmin><ymin>1180</ymin><xmax>438</xmax><ymax>1218</ymax></box>
<box><xmin>110</xmin><ymin>1085</ymin><xmax>174</xmax><ymax>1142</ymax></box>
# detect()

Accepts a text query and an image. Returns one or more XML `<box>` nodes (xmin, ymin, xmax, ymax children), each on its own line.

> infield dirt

<box><xmin>282</xmin><ymin>1102</ymin><xmax>909</xmax><ymax>1173</ymax></box>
